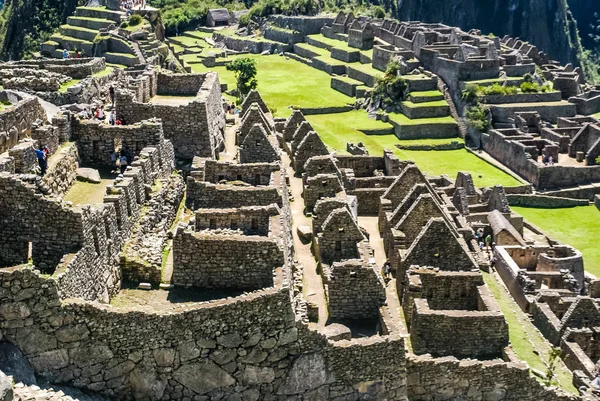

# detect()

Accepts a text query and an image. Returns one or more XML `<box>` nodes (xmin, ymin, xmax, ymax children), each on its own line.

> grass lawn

<box><xmin>183</xmin><ymin>30</ymin><xmax>212</xmax><ymax>39</ymax></box>
<box><xmin>482</xmin><ymin>271</ymin><xmax>577</xmax><ymax>393</ymax></box>
<box><xmin>306</xmin><ymin>110</ymin><xmax>521</xmax><ymax>187</ymax></box>
<box><xmin>63</xmin><ymin>179</ymin><xmax>112</xmax><ymax>205</ymax></box>
<box><xmin>595</xmin><ymin>111</ymin><xmax>600</xmax><ymax>118</ymax></box>
<box><xmin>93</xmin><ymin>66</ymin><xmax>114</xmax><ymax>77</ymax></box>
<box><xmin>169</xmin><ymin>36</ymin><xmax>206</xmax><ymax>48</ymax></box>
<box><xmin>512</xmin><ymin>205</ymin><xmax>600</xmax><ymax>277</ymax></box>
<box><xmin>307</xmin><ymin>34</ymin><xmax>359</xmax><ymax>53</ymax></box>
<box><xmin>402</xmin><ymin>100</ymin><xmax>449</xmax><ymax>108</ymax></box>
<box><xmin>388</xmin><ymin>112</ymin><xmax>456</xmax><ymax>126</ymax></box>
<box><xmin>59</xmin><ymin>79</ymin><xmax>81</xmax><ymax>93</ymax></box>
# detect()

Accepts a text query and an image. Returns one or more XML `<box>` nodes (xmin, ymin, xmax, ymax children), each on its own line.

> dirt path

<box><xmin>220</xmin><ymin>122</ymin><xmax>238</xmax><ymax>162</ymax></box>
<box><xmin>282</xmin><ymin>152</ymin><xmax>328</xmax><ymax>326</ymax></box>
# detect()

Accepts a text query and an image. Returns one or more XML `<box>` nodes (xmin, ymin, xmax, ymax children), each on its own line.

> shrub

<box><xmin>238</xmin><ymin>13</ymin><xmax>250</xmax><ymax>27</ymax></box>
<box><xmin>120</xmin><ymin>21</ymin><xmax>129</xmax><ymax>28</ymax></box>
<box><xmin>466</xmin><ymin>104</ymin><xmax>490</xmax><ymax>133</ymax></box>
<box><xmin>461</xmin><ymin>84</ymin><xmax>479</xmax><ymax>103</ymax></box>
<box><xmin>520</xmin><ymin>81</ymin><xmax>541</xmax><ymax>93</ymax></box>
<box><xmin>371</xmin><ymin>5</ymin><xmax>385</xmax><ymax>18</ymax></box>
<box><xmin>226</xmin><ymin>57</ymin><xmax>258</xmax><ymax>101</ymax></box>
<box><xmin>372</xmin><ymin>59</ymin><xmax>407</xmax><ymax>109</ymax></box>
<box><xmin>129</xmin><ymin>14</ymin><xmax>143</xmax><ymax>26</ymax></box>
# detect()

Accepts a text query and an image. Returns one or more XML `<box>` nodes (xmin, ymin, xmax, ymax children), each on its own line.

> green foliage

<box><xmin>595</xmin><ymin>155</ymin><xmax>600</xmax><ymax>165</ymax></box>
<box><xmin>120</xmin><ymin>21</ymin><xmax>129</xmax><ymax>28</ymax></box>
<box><xmin>238</xmin><ymin>13</ymin><xmax>250</xmax><ymax>27</ymax></box>
<box><xmin>519</xmin><ymin>81</ymin><xmax>551</xmax><ymax>93</ymax></box>
<box><xmin>543</xmin><ymin>347</ymin><xmax>563</xmax><ymax>388</ymax></box>
<box><xmin>372</xmin><ymin>59</ymin><xmax>407</xmax><ymax>109</ymax></box>
<box><xmin>129</xmin><ymin>13</ymin><xmax>143</xmax><ymax>26</ymax></box>
<box><xmin>369</xmin><ymin>5</ymin><xmax>385</xmax><ymax>18</ymax></box>
<box><xmin>523</xmin><ymin>72</ymin><xmax>534</xmax><ymax>83</ymax></box>
<box><xmin>461</xmin><ymin>83</ymin><xmax>479</xmax><ymax>103</ymax></box>
<box><xmin>226</xmin><ymin>57</ymin><xmax>258</xmax><ymax>100</ymax></box>
<box><xmin>465</xmin><ymin>104</ymin><xmax>490</xmax><ymax>133</ymax></box>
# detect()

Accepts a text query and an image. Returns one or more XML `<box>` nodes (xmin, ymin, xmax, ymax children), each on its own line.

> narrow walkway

<box><xmin>282</xmin><ymin>152</ymin><xmax>328</xmax><ymax>327</ymax></box>
<box><xmin>220</xmin><ymin>121</ymin><xmax>238</xmax><ymax>162</ymax></box>
<box><xmin>483</xmin><ymin>270</ymin><xmax>576</xmax><ymax>393</ymax></box>
<box><xmin>358</xmin><ymin>215</ymin><xmax>409</xmax><ymax>336</ymax></box>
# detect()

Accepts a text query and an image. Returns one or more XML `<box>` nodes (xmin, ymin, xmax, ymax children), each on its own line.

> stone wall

<box><xmin>203</xmin><ymin>160</ymin><xmax>279</xmax><ymax>185</ymax></box>
<box><xmin>186</xmin><ymin>178</ymin><xmax>282</xmax><ymax>210</ymax></box>
<box><xmin>3</xmin><ymin>58</ymin><xmax>106</xmax><ymax>79</ymax></box>
<box><xmin>0</xmin><ymin>91</ymin><xmax>48</xmax><ymax>154</ymax></box>
<box><xmin>172</xmin><ymin>225</ymin><xmax>283</xmax><ymax>290</ymax></box>
<box><xmin>116</xmin><ymin>71</ymin><xmax>225</xmax><ymax>159</ymax></box>
<box><xmin>120</xmin><ymin>174</ymin><xmax>185</xmax><ymax>285</ymax></box>
<box><xmin>156</xmin><ymin>71</ymin><xmax>205</xmax><ymax>96</ymax></box>
<box><xmin>0</xmin><ymin>265</ymin><xmax>410</xmax><ymax>400</ymax></box>
<box><xmin>42</xmin><ymin>142</ymin><xmax>79</xmax><ymax>197</ymax></box>
<box><xmin>72</xmin><ymin>118</ymin><xmax>170</xmax><ymax>170</ymax></box>
<box><xmin>406</xmin><ymin>354</ymin><xmax>577</xmax><ymax>401</ymax></box>
<box><xmin>325</xmin><ymin>259</ymin><xmax>386</xmax><ymax>319</ymax></box>
<box><xmin>194</xmin><ymin>204</ymin><xmax>279</xmax><ymax>236</ymax></box>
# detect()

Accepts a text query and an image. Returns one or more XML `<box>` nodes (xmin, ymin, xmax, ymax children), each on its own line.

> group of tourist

<box><xmin>122</xmin><ymin>0</ymin><xmax>145</xmax><ymax>13</ymax></box>
<box><xmin>475</xmin><ymin>228</ymin><xmax>494</xmax><ymax>252</ymax></box>
<box><xmin>62</xmin><ymin>49</ymin><xmax>84</xmax><ymax>59</ymax></box>
<box><xmin>224</xmin><ymin>101</ymin><xmax>239</xmax><ymax>115</ymax></box>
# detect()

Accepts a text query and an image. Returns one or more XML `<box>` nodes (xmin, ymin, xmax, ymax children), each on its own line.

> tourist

<box><xmin>74</xmin><ymin>50</ymin><xmax>80</xmax><ymax>59</ymax></box>
<box><xmin>548</xmin><ymin>155</ymin><xmax>554</xmax><ymax>166</ymax></box>
<box><xmin>485</xmin><ymin>234</ymin><xmax>492</xmax><ymax>250</ymax></box>
<box><xmin>115</xmin><ymin>118</ymin><xmax>123</xmax><ymax>125</ymax></box>
<box><xmin>111</xmin><ymin>149</ymin><xmax>120</xmax><ymax>173</ymax></box>
<box><xmin>119</xmin><ymin>152</ymin><xmax>128</xmax><ymax>174</ymax></box>
<box><xmin>34</xmin><ymin>144</ymin><xmax>47</xmax><ymax>176</ymax></box>
<box><xmin>96</xmin><ymin>106</ymin><xmax>106</xmax><ymax>121</ymax></box>
<box><xmin>43</xmin><ymin>145</ymin><xmax>50</xmax><ymax>158</ymax></box>
<box><xmin>383</xmin><ymin>260</ymin><xmax>392</xmax><ymax>280</ymax></box>
<box><xmin>109</xmin><ymin>86</ymin><xmax>115</xmax><ymax>106</ymax></box>
<box><xmin>109</xmin><ymin>110</ymin><xmax>116</xmax><ymax>125</ymax></box>
<box><xmin>62</xmin><ymin>49</ymin><xmax>69</xmax><ymax>59</ymax></box>
<box><xmin>230</xmin><ymin>102</ymin><xmax>235</xmax><ymax>114</ymax></box>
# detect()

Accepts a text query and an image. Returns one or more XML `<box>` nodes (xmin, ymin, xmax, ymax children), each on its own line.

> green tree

<box><xmin>226</xmin><ymin>57</ymin><xmax>258</xmax><ymax>101</ymax></box>
<box><xmin>543</xmin><ymin>347</ymin><xmax>563</xmax><ymax>387</ymax></box>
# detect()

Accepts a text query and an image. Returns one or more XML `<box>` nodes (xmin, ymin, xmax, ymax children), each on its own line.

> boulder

<box><xmin>320</xmin><ymin>323</ymin><xmax>352</xmax><ymax>341</ymax></box>
<box><xmin>172</xmin><ymin>361</ymin><xmax>235</xmax><ymax>395</ymax></box>
<box><xmin>76</xmin><ymin>168</ymin><xmax>101</xmax><ymax>184</ymax></box>
<box><xmin>297</xmin><ymin>225</ymin><xmax>312</xmax><ymax>241</ymax></box>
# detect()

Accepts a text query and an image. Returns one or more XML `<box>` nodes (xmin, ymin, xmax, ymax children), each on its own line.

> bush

<box><xmin>466</xmin><ymin>104</ymin><xmax>490</xmax><ymax>133</ymax></box>
<box><xmin>372</xmin><ymin>60</ymin><xmax>407</xmax><ymax>109</ymax></box>
<box><xmin>520</xmin><ymin>81</ymin><xmax>541</xmax><ymax>93</ymax></box>
<box><xmin>129</xmin><ymin>14</ymin><xmax>143</xmax><ymax>26</ymax></box>
<box><xmin>461</xmin><ymin>84</ymin><xmax>479</xmax><ymax>103</ymax></box>
<box><xmin>371</xmin><ymin>5</ymin><xmax>385</xmax><ymax>18</ymax></box>
<box><xmin>120</xmin><ymin>21</ymin><xmax>129</xmax><ymax>28</ymax></box>
<box><xmin>238</xmin><ymin>13</ymin><xmax>250</xmax><ymax>27</ymax></box>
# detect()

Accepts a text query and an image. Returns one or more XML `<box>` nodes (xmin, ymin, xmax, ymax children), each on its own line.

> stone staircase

<box><xmin>41</xmin><ymin>6</ymin><xmax>142</xmax><ymax>67</ymax></box>
<box><xmin>137</xmin><ymin>32</ymin><xmax>168</xmax><ymax>62</ymax></box>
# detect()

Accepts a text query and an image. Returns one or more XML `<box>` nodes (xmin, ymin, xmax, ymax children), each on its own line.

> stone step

<box><xmin>306</xmin><ymin>35</ymin><xmax>332</xmax><ymax>50</ymax></box>
<box><xmin>50</xmin><ymin>34</ymin><xmax>95</xmax><ymax>54</ymax></box>
<box><xmin>409</xmin><ymin>91</ymin><xmax>445</xmax><ymax>103</ymax></box>
<box><xmin>104</xmin><ymin>52</ymin><xmax>140</xmax><ymax>67</ymax></box>
<box><xmin>401</xmin><ymin>100</ymin><xmax>451</xmax><ymax>119</ymax></box>
<box><xmin>489</xmin><ymin>101</ymin><xmax>577</xmax><ymax>124</ymax></box>
<box><xmin>59</xmin><ymin>24</ymin><xmax>99</xmax><ymax>42</ymax></box>
<box><xmin>67</xmin><ymin>16</ymin><xmax>115</xmax><ymax>30</ymax></box>
<box><xmin>404</xmin><ymin>75</ymin><xmax>438</xmax><ymax>92</ymax></box>
<box><xmin>74</xmin><ymin>6</ymin><xmax>124</xmax><ymax>23</ymax></box>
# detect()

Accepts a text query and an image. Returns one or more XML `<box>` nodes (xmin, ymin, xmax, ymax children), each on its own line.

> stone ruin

<box><xmin>0</xmin><ymin>29</ymin><xmax>596</xmax><ymax>401</ymax></box>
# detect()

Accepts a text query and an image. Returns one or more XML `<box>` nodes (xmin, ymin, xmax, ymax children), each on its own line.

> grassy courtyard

<box><xmin>193</xmin><ymin>54</ymin><xmax>353</xmax><ymax>117</ymax></box>
<box><xmin>306</xmin><ymin>110</ymin><xmax>523</xmax><ymax>188</ymax></box>
<box><xmin>512</xmin><ymin>205</ymin><xmax>600</xmax><ymax>277</ymax></box>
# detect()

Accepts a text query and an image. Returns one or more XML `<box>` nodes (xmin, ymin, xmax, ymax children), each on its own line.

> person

<box><xmin>96</xmin><ymin>106</ymin><xmax>105</xmax><ymax>121</ymax></box>
<box><xmin>109</xmin><ymin>86</ymin><xmax>115</xmax><ymax>106</ymax></box>
<box><xmin>485</xmin><ymin>234</ymin><xmax>492</xmax><ymax>251</ymax></box>
<box><xmin>34</xmin><ymin>144</ymin><xmax>47</xmax><ymax>176</ymax></box>
<box><xmin>74</xmin><ymin>50</ymin><xmax>80</xmax><ymax>59</ymax></box>
<box><xmin>548</xmin><ymin>155</ymin><xmax>554</xmax><ymax>166</ymax></box>
<box><xmin>62</xmin><ymin>49</ymin><xmax>69</xmax><ymax>59</ymax></box>
<box><xmin>111</xmin><ymin>149</ymin><xmax>119</xmax><ymax>173</ymax></box>
<box><xmin>43</xmin><ymin>145</ymin><xmax>50</xmax><ymax>158</ymax></box>
<box><xmin>108</xmin><ymin>110</ymin><xmax>116</xmax><ymax>125</ymax></box>
<box><xmin>383</xmin><ymin>260</ymin><xmax>392</xmax><ymax>280</ymax></box>
<box><xmin>81</xmin><ymin>107</ymin><xmax>90</xmax><ymax>119</ymax></box>
<box><xmin>230</xmin><ymin>102</ymin><xmax>235</xmax><ymax>114</ymax></box>
<box><xmin>115</xmin><ymin>118</ymin><xmax>122</xmax><ymax>125</ymax></box>
<box><xmin>119</xmin><ymin>152</ymin><xmax>128</xmax><ymax>174</ymax></box>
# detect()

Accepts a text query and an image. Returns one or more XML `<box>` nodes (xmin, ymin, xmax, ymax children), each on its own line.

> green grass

<box><xmin>388</xmin><ymin>112</ymin><xmax>456</xmax><ymax>126</ymax></box>
<box><xmin>62</xmin><ymin>179</ymin><xmax>112</xmax><ymax>205</ymax></box>
<box><xmin>512</xmin><ymin>205</ymin><xmax>600</xmax><ymax>277</ymax></box>
<box><xmin>402</xmin><ymin>100</ymin><xmax>449</xmax><ymax>108</ymax></box>
<box><xmin>410</xmin><ymin>90</ymin><xmax>444</xmax><ymax>98</ymax></box>
<box><xmin>92</xmin><ymin>66</ymin><xmax>114</xmax><ymax>77</ymax></box>
<box><xmin>169</xmin><ymin>35</ymin><xmax>206</xmax><ymax>48</ymax></box>
<box><xmin>306</xmin><ymin>110</ymin><xmax>519</xmax><ymax>187</ymax></box>
<box><xmin>295</xmin><ymin>42</ymin><xmax>330</xmax><ymax>57</ymax></box>
<box><xmin>194</xmin><ymin>54</ymin><xmax>353</xmax><ymax>117</ymax></box>
<box><xmin>347</xmin><ymin>62</ymin><xmax>383</xmax><ymax>78</ymax></box>
<box><xmin>594</xmin><ymin>111</ymin><xmax>600</xmax><ymax>118</ymax></box>
<box><xmin>59</xmin><ymin>79</ymin><xmax>81</xmax><ymax>93</ymax></box>
<box><xmin>183</xmin><ymin>30</ymin><xmax>212</xmax><ymax>39</ymax></box>
<box><xmin>482</xmin><ymin>271</ymin><xmax>577</xmax><ymax>393</ymax></box>
<box><xmin>307</xmin><ymin>34</ymin><xmax>359</xmax><ymax>53</ymax></box>
<box><xmin>106</xmin><ymin>63</ymin><xmax>129</xmax><ymax>70</ymax></box>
